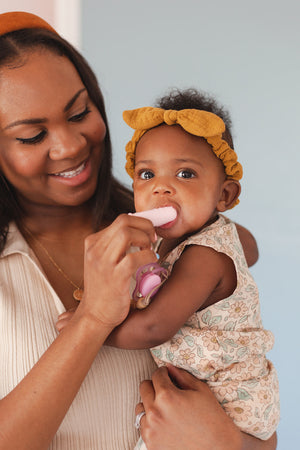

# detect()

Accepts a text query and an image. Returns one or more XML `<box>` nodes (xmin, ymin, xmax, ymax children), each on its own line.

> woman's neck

<box><xmin>17</xmin><ymin>202</ymin><xmax>94</xmax><ymax>240</ymax></box>
<box><xmin>17</xmin><ymin>205</ymin><xmax>94</xmax><ymax>311</ymax></box>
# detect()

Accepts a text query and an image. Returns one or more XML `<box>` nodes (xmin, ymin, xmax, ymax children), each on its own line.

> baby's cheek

<box><xmin>133</xmin><ymin>188</ymin><xmax>149</xmax><ymax>212</ymax></box>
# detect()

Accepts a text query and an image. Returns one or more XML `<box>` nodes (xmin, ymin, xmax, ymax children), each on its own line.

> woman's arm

<box><xmin>0</xmin><ymin>215</ymin><xmax>157</xmax><ymax>450</ymax></box>
<box><xmin>137</xmin><ymin>365</ymin><xmax>277</xmax><ymax>450</ymax></box>
<box><xmin>0</xmin><ymin>314</ymin><xmax>112</xmax><ymax>450</ymax></box>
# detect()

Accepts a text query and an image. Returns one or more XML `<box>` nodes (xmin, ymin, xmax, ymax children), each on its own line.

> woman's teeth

<box><xmin>54</xmin><ymin>161</ymin><xmax>86</xmax><ymax>178</ymax></box>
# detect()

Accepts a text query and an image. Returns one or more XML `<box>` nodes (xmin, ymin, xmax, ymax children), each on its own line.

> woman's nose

<box><xmin>48</xmin><ymin>127</ymin><xmax>86</xmax><ymax>160</ymax></box>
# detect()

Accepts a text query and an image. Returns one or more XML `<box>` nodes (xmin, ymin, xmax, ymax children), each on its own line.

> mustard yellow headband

<box><xmin>0</xmin><ymin>11</ymin><xmax>58</xmax><ymax>37</ymax></box>
<box><xmin>123</xmin><ymin>107</ymin><xmax>243</xmax><ymax>183</ymax></box>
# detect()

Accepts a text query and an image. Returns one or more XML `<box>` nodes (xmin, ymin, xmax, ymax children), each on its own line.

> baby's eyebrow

<box><xmin>135</xmin><ymin>160</ymin><xmax>153</xmax><ymax>166</ymax></box>
<box><xmin>173</xmin><ymin>158</ymin><xmax>203</xmax><ymax>165</ymax></box>
<box><xmin>135</xmin><ymin>159</ymin><xmax>204</xmax><ymax>171</ymax></box>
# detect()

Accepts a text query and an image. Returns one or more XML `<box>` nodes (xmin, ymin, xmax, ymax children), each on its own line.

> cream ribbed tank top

<box><xmin>0</xmin><ymin>224</ymin><xmax>157</xmax><ymax>449</ymax></box>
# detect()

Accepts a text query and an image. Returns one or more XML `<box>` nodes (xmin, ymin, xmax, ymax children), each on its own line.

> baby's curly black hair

<box><xmin>155</xmin><ymin>88</ymin><xmax>234</xmax><ymax>149</ymax></box>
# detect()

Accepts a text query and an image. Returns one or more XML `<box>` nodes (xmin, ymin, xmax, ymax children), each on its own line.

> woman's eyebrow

<box><xmin>64</xmin><ymin>88</ymin><xmax>87</xmax><ymax>112</ymax></box>
<box><xmin>3</xmin><ymin>117</ymin><xmax>47</xmax><ymax>130</ymax></box>
<box><xmin>4</xmin><ymin>88</ymin><xmax>87</xmax><ymax>130</ymax></box>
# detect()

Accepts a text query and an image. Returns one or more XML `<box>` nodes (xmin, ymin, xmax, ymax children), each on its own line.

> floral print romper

<box><xmin>151</xmin><ymin>215</ymin><xmax>280</xmax><ymax>440</ymax></box>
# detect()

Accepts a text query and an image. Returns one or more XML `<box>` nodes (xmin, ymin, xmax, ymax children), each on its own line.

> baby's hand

<box><xmin>56</xmin><ymin>308</ymin><xmax>77</xmax><ymax>332</ymax></box>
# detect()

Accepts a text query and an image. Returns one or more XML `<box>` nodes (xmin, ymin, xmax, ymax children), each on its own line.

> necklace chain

<box><xmin>23</xmin><ymin>226</ymin><xmax>84</xmax><ymax>301</ymax></box>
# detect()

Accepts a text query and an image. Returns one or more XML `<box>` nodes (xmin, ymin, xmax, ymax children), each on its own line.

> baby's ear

<box><xmin>217</xmin><ymin>180</ymin><xmax>241</xmax><ymax>212</ymax></box>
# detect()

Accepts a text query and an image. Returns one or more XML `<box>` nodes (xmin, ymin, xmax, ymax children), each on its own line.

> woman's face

<box><xmin>0</xmin><ymin>49</ymin><xmax>106</xmax><ymax>210</ymax></box>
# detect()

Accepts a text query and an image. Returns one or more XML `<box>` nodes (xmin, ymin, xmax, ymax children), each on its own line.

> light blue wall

<box><xmin>82</xmin><ymin>1</ymin><xmax>300</xmax><ymax>447</ymax></box>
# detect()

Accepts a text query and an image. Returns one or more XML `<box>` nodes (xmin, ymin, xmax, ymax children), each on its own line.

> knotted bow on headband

<box><xmin>0</xmin><ymin>11</ymin><xmax>57</xmax><ymax>36</ymax></box>
<box><xmin>123</xmin><ymin>107</ymin><xmax>243</xmax><ymax>183</ymax></box>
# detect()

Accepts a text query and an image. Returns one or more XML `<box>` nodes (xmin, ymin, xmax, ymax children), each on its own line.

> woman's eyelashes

<box><xmin>16</xmin><ymin>129</ymin><xmax>47</xmax><ymax>145</ymax></box>
<box><xmin>68</xmin><ymin>106</ymin><xmax>91</xmax><ymax>122</ymax></box>
<box><xmin>16</xmin><ymin>106</ymin><xmax>91</xmax><ymax>145</ymax></box>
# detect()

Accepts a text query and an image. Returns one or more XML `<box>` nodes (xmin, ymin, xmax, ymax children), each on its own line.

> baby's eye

<box><xmin>69</xmin><ymin>106</ymin><xmax>91</xmax><ymax>122</ymax></box>
<box><xmin>177</xmin><ymin>169</ymin><xmax>196</xmax><ymax>179</ymax></box>
<box><xmin>16</xmin><ymin>130</ymin><xmax>47</xmax><ymax>145</ymax></box>
<box><xmin>139</xmin><ymin>170</ymin><xmax>154</xmax><ymax>180</ymax></box>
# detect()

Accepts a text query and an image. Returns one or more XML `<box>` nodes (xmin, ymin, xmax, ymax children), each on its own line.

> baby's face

<box><xmin>133</xmin><ymin>124</ymin><xmax>227</xmax><ymax>240</ymax></box>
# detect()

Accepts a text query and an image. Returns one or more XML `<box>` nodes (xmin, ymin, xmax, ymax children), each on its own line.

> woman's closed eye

<box><xmin>69</xmin><ymin>106</ymin><xmax>91</xmax><ymax>122</ymax></box>
<box><xmin>15</xmin><ymin>107</ymin><xmax>91</xmax><ymax>145</ymax></box>
<box><xmin>177</xmin><ymin>169</ymin><xmax>196</xmax><ymax>179</ymax></box>
<box><xmin>16</xmin><ymin>129</ymin><xmax>47</xmax><ymax>145</ymax></box>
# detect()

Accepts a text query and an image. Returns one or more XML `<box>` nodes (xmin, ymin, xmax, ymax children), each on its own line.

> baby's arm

<box><xmin>131</xmin><ymin>208</ymin><xmax>259</xmax><ymax>267</ymax></box>
<box><xmin>235</xmin><ymin>223</ymin><xmax>258</xmax><ymax>266</ymax></box>
<box><xmin>106</xmin><ymin>245</ymin><xmax>237</xmax><ymax>349</ymax></box>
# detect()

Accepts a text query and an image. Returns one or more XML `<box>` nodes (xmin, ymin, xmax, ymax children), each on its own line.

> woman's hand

<box><xmin>73</xmin><ymin>214</ymin><xmax>158</xmax><ymax>329</ymax></box>
<box><xmin>137</xmin><ymin>365</ymin><xmax>277</xmax><ymax>450</ymax></box>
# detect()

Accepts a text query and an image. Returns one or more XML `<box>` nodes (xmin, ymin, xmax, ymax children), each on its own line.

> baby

<box><xmin>112</xmin><ymin>89</ymin><xmax>280</xmax><ymax>446</ymax></box>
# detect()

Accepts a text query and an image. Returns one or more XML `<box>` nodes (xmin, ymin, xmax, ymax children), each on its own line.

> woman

<box><xmin>0</xmin><ymin>11</ymin><xmax>276</xmax><ymax>449</ymax></box>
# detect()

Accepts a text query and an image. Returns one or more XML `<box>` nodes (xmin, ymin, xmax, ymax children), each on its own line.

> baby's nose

<box><xmin>152</xmin><ymin>178</ymin><xmax>175</xmax><ymax>195</ymax></box>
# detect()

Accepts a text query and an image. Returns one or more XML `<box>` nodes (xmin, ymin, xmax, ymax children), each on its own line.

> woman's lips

<box><xmin>49</xmin><ymin>158</ymin><xmax>91</xmax><ymax>186</ymax></box>
<box><xmin>51</xmin><ymin>159</ymin><xmax>87</xmax><ymax>178</ymax></box>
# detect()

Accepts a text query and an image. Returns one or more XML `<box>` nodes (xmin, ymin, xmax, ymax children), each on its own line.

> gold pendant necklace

<box><xmin>23</xmin><ymin>226</ymin><xmax>84</xmax><ymax>301</ymax></box>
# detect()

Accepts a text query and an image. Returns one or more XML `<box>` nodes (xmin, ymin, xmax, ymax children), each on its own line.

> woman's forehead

<box><xmin>0</xmin><ymin>48</ymin><xmax>79</xmax><ymax>89</ymax></box>
<box><xmin>0</xmin><ymin>50</ymin><xmax>84</xmax><ymax>125</ymax></box>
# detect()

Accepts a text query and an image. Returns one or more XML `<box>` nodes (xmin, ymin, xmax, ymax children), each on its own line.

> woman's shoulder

<box><xmin>0</xmin><ymin>222</ymin><xmax>30</xmax><ymax>258</ymax></box>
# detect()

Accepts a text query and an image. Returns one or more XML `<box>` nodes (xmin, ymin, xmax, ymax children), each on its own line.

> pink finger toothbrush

<box><xmin>129</xmin><ymin>207</ymin><xmax>177</xmax><ymax>309</ymax></box>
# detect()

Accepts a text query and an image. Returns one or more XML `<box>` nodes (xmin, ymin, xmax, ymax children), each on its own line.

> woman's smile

<box><xmin>50</xmin><ymin>157</ymin><xmax>92</xmax><ymax>186</ymax></box>
<box><xmin>51</xmin><ymin>159</ymin><xmax>88</xmax><ymax>178</ymax></box>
